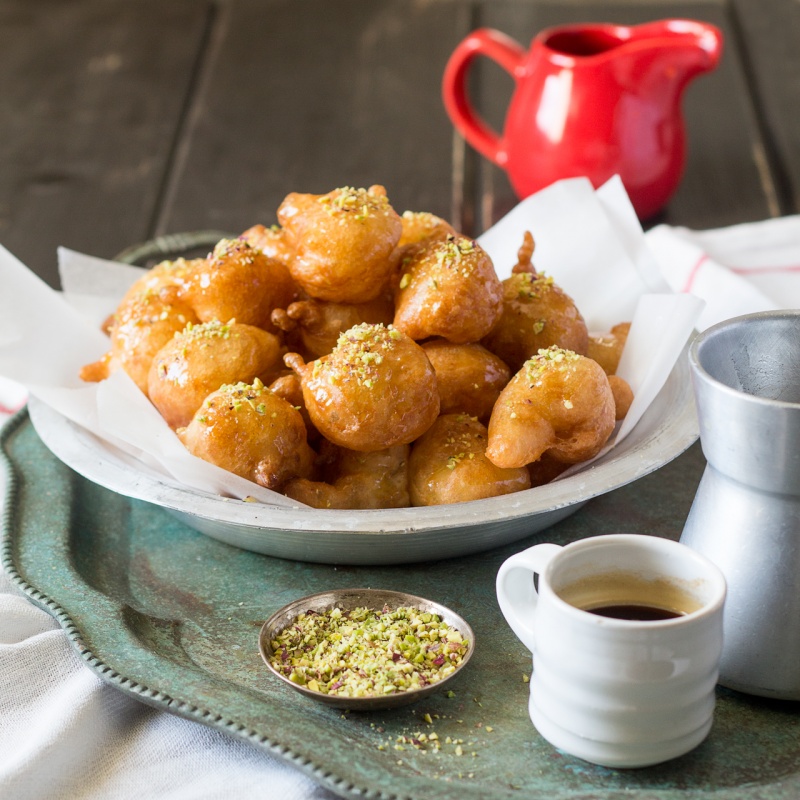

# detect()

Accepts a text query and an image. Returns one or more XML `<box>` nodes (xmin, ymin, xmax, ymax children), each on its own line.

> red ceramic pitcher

<box><xmin>442</xmin><ymin>19</ymin><xmax>723</xmax><ymax>219</ymax></box>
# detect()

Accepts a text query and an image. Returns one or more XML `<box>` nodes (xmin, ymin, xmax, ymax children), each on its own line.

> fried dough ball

<box><xmin>393</xmin><ymin>235</ymin><xmax>502</xmax><ymax>343</ymax></box>
<box><xmin>177</xmin><ymin>379</ymin><xmax>313</xmax><ymax>491</ymax></box>
<box><xmin>277</xmin><ymin>185</ymin><xmax>402</xmax><ymax>303</ymax></box>
<box><xmin>240</xmin><ymin>223</ymin><xmax>294</xmax><ymax>267</ymax></box>
<box><xmin>397</xmin><ymin>211</ymin><xmax>456</xmax><ymax>248</ymax></box>
<box><xmin>587</xmin><ymin>322</ymin><xmax>631</xmax><ymax>375</ymax></box>
<box><xmin>482</xmin><ymin>232</ymin><xmax>588</xmax><ymax>371</ymax></box>
<box><xmin>284</xmin><ymin>444</ymin><xmax>410</xmax><ymax>509</ymax></box>
<box><xmin>270</xmin><ymin>294</ymin><xmax>394</xmax><ymax>360</ymax></box>
<box><xmin>486</xmin><ymin>347</ymin><xmax>616</xmax><ymax>469</ymax></box>
<box><xmin>148</xmin><ymin>320</ymin><xmax>283</xmax><ymax>429</ymax></box>
<box><xmin>421</xmin><ymin>339</ymin><xmax>511</xmax><ymax>422</ymax></box>
<box><xmin>118</xmin><ymin>258</ymin><xmax>202</xmax><ymax>307</ymax></box>
<box><xmin>608</xmin><ymin>374</ymin><xmax>634</xmax><ymax>420</ymax></box>
<box><xmin>409</xmin><ymin>414</ymin><xmax>530</xmax><ymax>506</ymax></box>
<box><xmin>285</xmin><ymin>323</ymin><xmax>439</xmax><ymax>452</ymax></box>
<box><xmin>79</xmin><ymin>291</ymin><xmax>199</xmax><ymax>394</ymax></box>
<box><xmin>181</xmin><ymin>238</ymin><xmax>296</xmax><ymax>330</ymax></box>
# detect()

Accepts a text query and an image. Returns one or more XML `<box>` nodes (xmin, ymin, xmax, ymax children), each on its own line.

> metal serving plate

<box><xmin>27</xmin><ymin>342</ymin><xmax>697</xmax><ymax>565</ymax></box>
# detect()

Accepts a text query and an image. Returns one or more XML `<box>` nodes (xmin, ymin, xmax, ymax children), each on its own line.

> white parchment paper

<box><xmin>0</xmin><ymin>177</ymin><xmax>703</xmax><ymax>504</ymax></box>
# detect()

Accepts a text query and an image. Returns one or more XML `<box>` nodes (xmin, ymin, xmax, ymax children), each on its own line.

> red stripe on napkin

<box><xmin>730</xmin><ymin>264</ymin><xmax>800</xmax><ymax>275</ymax></box>
<box><xmin>682</xmin><ymin>253</ymin><xmax>709</xmax><ymax>293</ymax></box>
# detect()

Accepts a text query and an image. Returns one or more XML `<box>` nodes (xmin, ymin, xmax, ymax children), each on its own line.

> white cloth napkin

<box><xmin>645</xmin><ymin>215</ymin><xmax>800</xmax><ymax>330</ymax></box>
<box><xmin>3</xmin><ymin>212</ymin><xmax>800</xmax><ymax>798</ymax></box>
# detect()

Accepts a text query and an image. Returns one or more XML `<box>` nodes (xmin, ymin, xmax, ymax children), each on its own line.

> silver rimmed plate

<box><xmin>258</xmin><ymin>588</ymin><xmax>475</xmax><ymax>710</ymax></box>
<box><xmin>27</xmin><ymin>345</ymin><xmax>697</xmax><ymax>565</ymax></box>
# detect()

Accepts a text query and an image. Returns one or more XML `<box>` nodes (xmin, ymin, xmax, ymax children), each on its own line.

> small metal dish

<box><xmin>258</xmin><ymin>588</ymin><xmax>475</xmax><ymax>710</ymax></box>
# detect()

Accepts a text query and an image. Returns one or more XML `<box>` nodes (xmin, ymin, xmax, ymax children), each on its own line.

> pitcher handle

<box><xmin>495</xmin><ymin>543</ymin><xmax>562</xmax><ymax>652</ymax></box>
<box><xmin>442</xmin><ymin>28</ymin><xmax>527</xmax><ymax>167</ymax></box>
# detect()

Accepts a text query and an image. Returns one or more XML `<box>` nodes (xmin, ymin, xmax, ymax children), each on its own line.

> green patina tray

<box><xmin>2</xmin><ymin>409</ymin><xmax>799</xmax><ymax>799</ymax></box>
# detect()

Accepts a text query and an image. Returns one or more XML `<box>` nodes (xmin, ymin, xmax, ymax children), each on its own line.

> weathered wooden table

<box><xmin>2</xmin><ymin>1</ymin><xmax>799</xmax><ymax>799</ymax></box>
<box><xmin>3</xmin><ymin>0</ymin><xmax>797</xmax><ymax>284</ymax></box>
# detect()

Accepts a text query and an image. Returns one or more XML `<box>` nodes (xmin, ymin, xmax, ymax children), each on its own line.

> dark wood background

<box><xmin>1</xmin><ymin>0</ymin><xmax>798</xmax><ymax>288</ymax></box>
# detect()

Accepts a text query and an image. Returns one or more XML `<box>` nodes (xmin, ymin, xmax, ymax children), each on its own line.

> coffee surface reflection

<box><xmin>585</xmin><ymin>603</ymin><xmax>684</xmax><ymax>621</ymax></box>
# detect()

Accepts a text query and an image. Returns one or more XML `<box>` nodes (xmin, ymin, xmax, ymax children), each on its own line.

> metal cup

<box><xmin>681</xmin><ymin>310</ymin><xmax>800</xmax><ymax>699</ymax></box>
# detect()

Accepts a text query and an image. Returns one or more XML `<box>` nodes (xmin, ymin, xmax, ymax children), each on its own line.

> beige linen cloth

<box><xmin>2</xmin><ymin>214</ymin><xmax>799</xmax><ymax>799</ymax></box>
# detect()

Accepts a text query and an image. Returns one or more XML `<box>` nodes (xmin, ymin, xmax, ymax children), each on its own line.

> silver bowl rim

<box><xmin>689</xmin><ymin>309</ymin><xmax>800</xmax><ymax>410</ymax></box>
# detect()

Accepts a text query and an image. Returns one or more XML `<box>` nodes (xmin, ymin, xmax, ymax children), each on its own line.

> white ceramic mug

<box><xmin>496</xmin><ymin>534</ymin><xmax>726</xmax><ymax>768</ymax></box>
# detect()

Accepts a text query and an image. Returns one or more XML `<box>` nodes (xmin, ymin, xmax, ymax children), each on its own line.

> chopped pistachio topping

<box><xmin>441</xmin><ymin>417</ymin><xmax>483</xmax><ymax>470</ymax></box>
<box><xmin>325</xmin><ymin>323</ymin><xmax>399</xmax><ymax>388</ymax></box>
<box><xmin>269</xmin><ymin>605</ymin><xmax>469</xmax><ymax>698</ymax></box>
<box><xmin>515</xmin><ymin>272</ymin><xmax>555</xmax><ymax>300</ymax></box>
<box><xmin>524</xmin><ymin>346</ymin><xmax>580</xmax><ymax>383</ymax></box>
<box><xmin>446</xmin><ymin>453</ymin><xmax>466</xmax><ymax>470</ymax></box>
<box><xmin>210</xmin><ymin>237</ymin><xmax>257</xmax><ymax>265</ymax></box>
<box><xmin>318</xmin><ymin>186</ymin><xmax>390</xmax><ymax>220</ymax></box>
<box><xmin>432</xmin><ymin>235</ymin><xmax>479</xmax><ymax>279</ymax></box>
<box><xmin>211</xmin><ymin>377</ymin><xmax>273</xmax><ymax>414</ymax></box>
<box><xmin>178</xmin><ymin>319</ymin><xmax>234</xmax><ymax>344</ymax></box>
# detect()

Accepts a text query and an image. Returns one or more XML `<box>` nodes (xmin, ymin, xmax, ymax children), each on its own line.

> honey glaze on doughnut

<box><xmin>486</xmin><ymin>346</ymin><xmax>616</xmax><ymax>469</ymax></box>
<box><xmin>285</xmin><ymin>323</ymin><xmax>439</xmax><ymax>452</ymax></box>
<box><xmin>178</xmin><ymin>379</ymin><xmax>314</xmax><ymax>491</ymax></box>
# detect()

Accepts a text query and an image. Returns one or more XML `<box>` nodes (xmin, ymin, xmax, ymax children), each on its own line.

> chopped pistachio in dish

<box><xmin>269</xmin><ymin>605</ymin><xmax>469</xmax><ymax>698</ymax></box>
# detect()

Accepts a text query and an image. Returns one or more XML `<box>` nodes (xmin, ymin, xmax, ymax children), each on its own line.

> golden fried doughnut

<box><xmin>393</xmin><ymin>235</ymin><xmax>502</xmax><ymax>343</ymax></box>
<box><xmin>148</xmin><ymin>320</ymin><xmax>283</xmax><ymax>429</ymax></box>
<box><xmin>177</xmin><ymin>379</ymin><xmax>313</xmax><ymax>491</ymax></box>
<box><xmin>587</xmin><ymin>322</ymin><xmax>631</xmax><ymax>375</ymax></box>
<box><xmin>482</xmin><ymin>272</ymin><xmax>589</xmax><ymax>372</ymax></box>
<box><xmin>284</xmin><ymin>444</ymin><xmax>410</xmax><ymax>509</ymax></box>
<box><xmin>240</xmin><ymin>223</ymin><xmax>294</xmax><ymax>267</ymax></box>
<box><xmin>421</xmin><ymin>339</ymin><xmax>511</xmax><ymax>422</ymax></box>
<box><xmin>80</xmin><ymin>291</ymin><xmax>199</xmax><ymax>395</ymax></box>
<box><xmin>270</xmin><ymin>294</ymin><xmax>394</xmax><ymax>360</ymax></box>
<box><xmin>277</xmin><ymin>185</ymin><xmax>402</xmax><ymax>303</ymax></box>
<box><xmin>118</xmin><ymin>258</ymin><xmax>202</xmax><ymax>307</ymax></box>
<box><xmin>486</xmin><ymin>347</ymin><xmax>616</xmax><ymax>468</ymax></box>
<box><xmin>608</xmin><ymin>374</ymin><xmax>634</xmax><ymax>420</ymax></box>
<box><xmin>182</xmin><ymin>238</ymin><xmax>296</xmax><ymax>330</ymax></box>
<box><xmin>409</xmin><ymin>414</ymin><xmax>530</xmax><ymax>506</ymax></box>
<box><xmin>397</xmin><ymin>210</ymin><xmax>456</xmax><ymax>248</ymax></box>
<box><xmin>285</xmin><ymin>323</ymin><xmax>439</xmax><ymax>452</ymax></box>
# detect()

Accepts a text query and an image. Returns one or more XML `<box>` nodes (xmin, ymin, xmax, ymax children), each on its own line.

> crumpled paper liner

<box><xmin>0</xmin><ymin>176</ymin><xmax>703</xmax><ymax>506</ymax></box>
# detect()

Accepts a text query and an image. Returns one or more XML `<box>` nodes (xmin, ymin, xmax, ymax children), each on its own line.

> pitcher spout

<box><xmin>540</xmin><ymin>19</ymin><xmax>723</xmax><ymax>87</ymax></box>
<box><xmin>635</xmin><ymin>19</ymin><xmax>723</xmax><ymax>78</ymax></box>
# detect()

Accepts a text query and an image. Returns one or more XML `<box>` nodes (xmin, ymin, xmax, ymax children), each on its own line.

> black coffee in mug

<box><xmin>585</xmin><ymin>603</ymin><xmax>685</xmax><ymax>621</ymax></box>
<box><xmin>557</xmin><ymin>571</ymin><xmax>702</xmax><ymax>620</ymax></box>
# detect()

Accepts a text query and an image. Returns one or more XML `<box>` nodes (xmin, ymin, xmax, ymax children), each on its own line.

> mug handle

<box><xmin>441</xmin><ymin>28</ymin><xmax>527</xmax><ymax>167</ymax></box>
<box><xmin>495</xmin><ymin>543</ymin><xmax>562</xmax><ymax>652</ymax></box>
